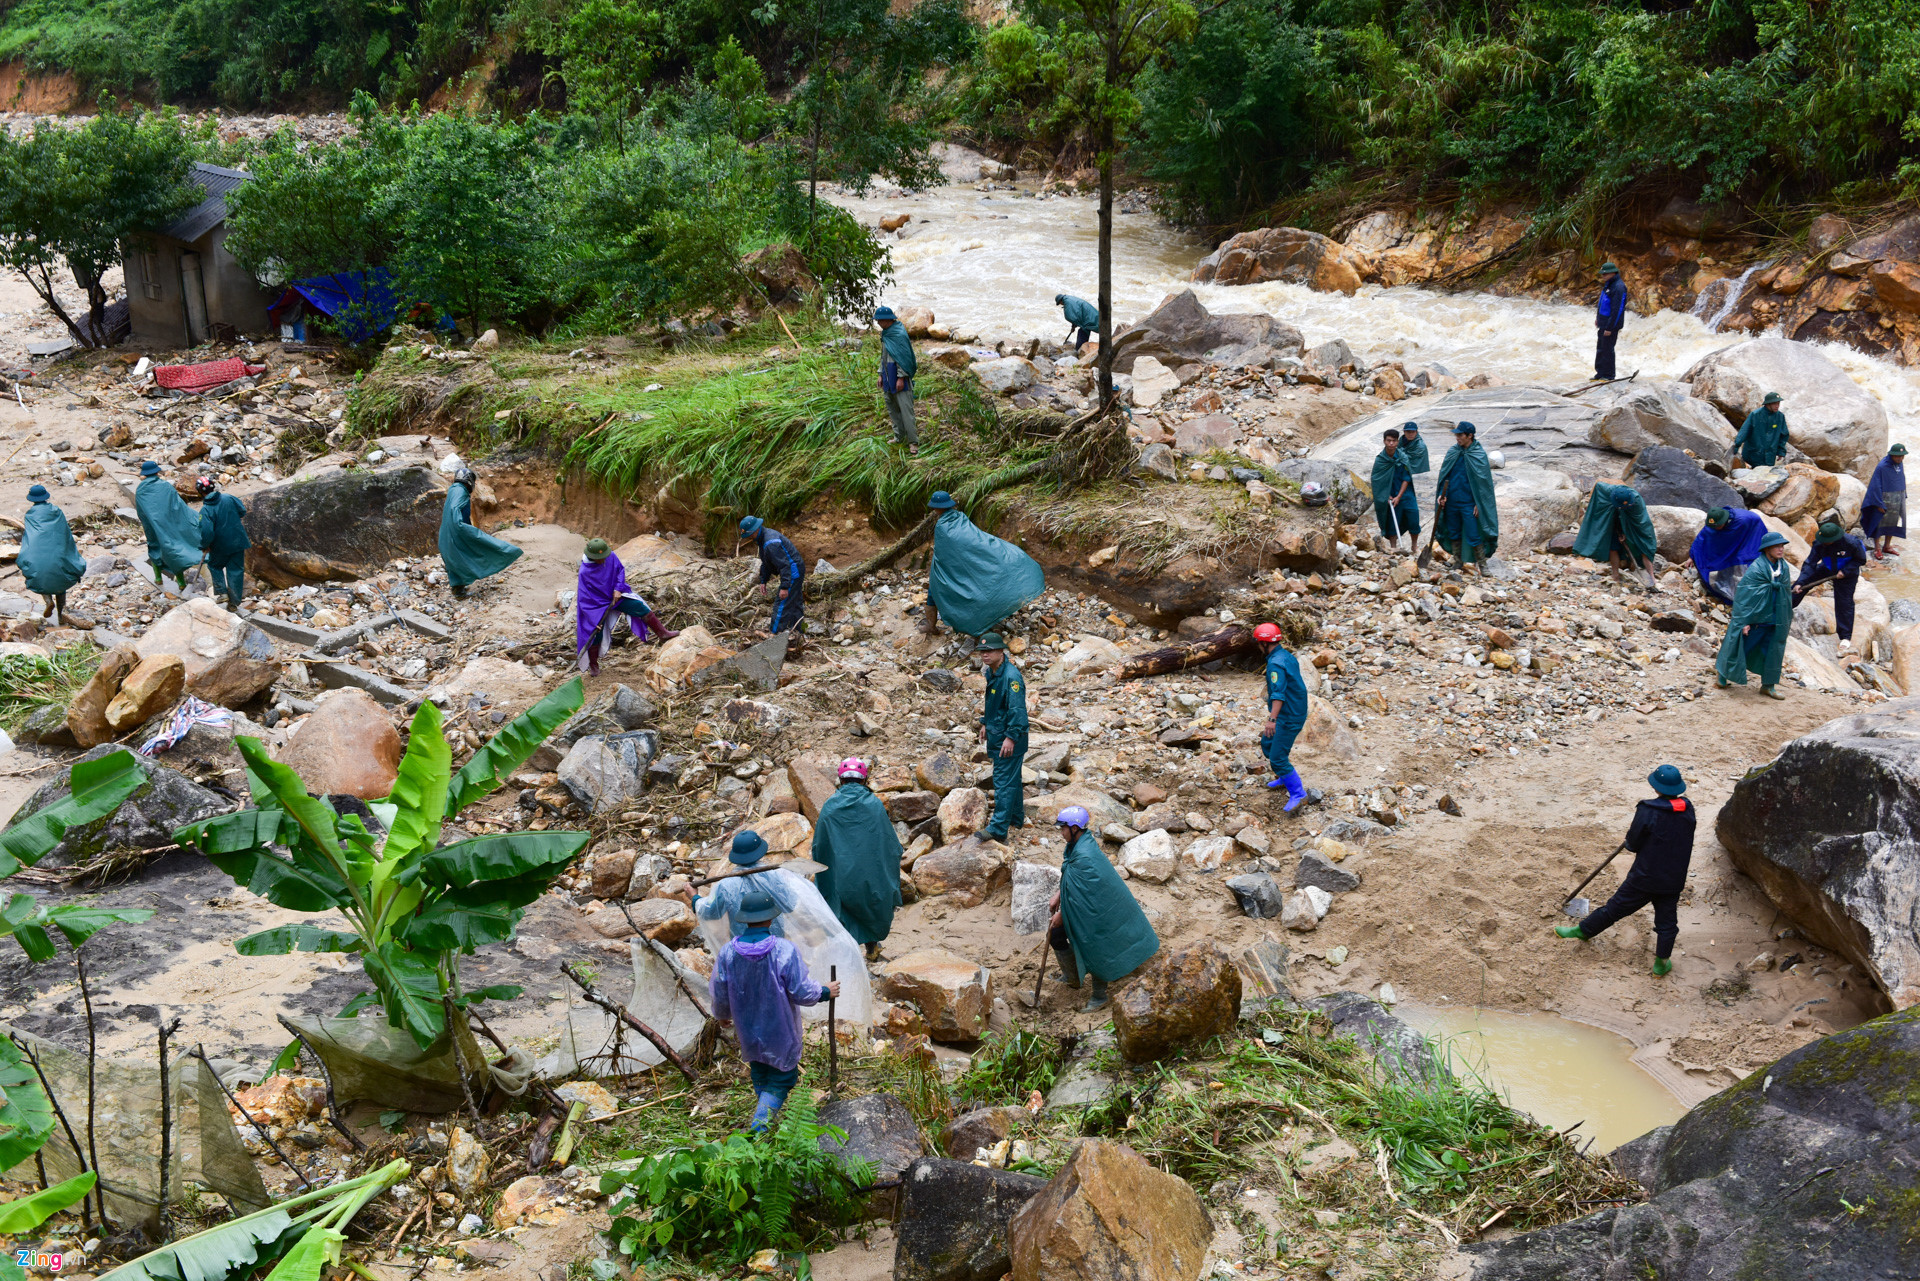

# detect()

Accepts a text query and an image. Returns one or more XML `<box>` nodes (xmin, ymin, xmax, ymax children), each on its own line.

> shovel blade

<box><xmin>1564</xmin><ymin>897</ymin><xmax>1591</xmax><ymax>919</ymax></box>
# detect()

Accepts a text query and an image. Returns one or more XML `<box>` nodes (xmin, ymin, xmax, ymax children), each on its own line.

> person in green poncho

<box><xmin>19</xmin><ymin>484</ymin><xmax>87</xmax><ymax>628</ymax></box>
<box><xmin>921</xmin><ymin>490</ymin><xmax>1046</xmax><ymax>638</ymax></box>
<box><xmin>1056</xmin><ymin>293</ymin><xmax>1099</xmax><ymax>353</ymax></box>
<box><xmin>193</xmin><ymin>477</ymin><xmax>252</xmax><ymax>611</ymax></box>
<box><xmin>134</xmin><ymin>460</ymin><xmax>201</xmax><ymax>592</ymax></box>
<box><xmin>1572</xmin><ymin>481</ymin><xmax>1658</xmax><ymax>588</ymax></box>
<box><xmin>1397</xmin><ymin>422</ymin><xmax>1430</xmax><ymax>475</ymax></box>
<box><xmin>811</xmin><ymin>758</ymin><xmax>903</xmax><ymax>961</ymax></box>
<box><xmin>1047</xmin><ymin>805</ymin><xmax>1159</xmax><ymax>1012</ymax></box>
<box><xmin>1714</xmin><ymin>531</ymin><xmax>1793</xmax><ymax>700</ymax></box>
<box><xmin>875</xmin><ymin>305</ymin><xmax>919</xmax><ymax>455</ymax></box>
<box><xmin>439</xmin><ymin>468</ymin><xmax>522</xmax><ymax>599</ymax></box>
<box><xmin>1371</xmin><ymin>428</ymin><xmax>1418</xmax><ymax>552</ymax></box>
<box><xmin>1433</xmin><ymin>422</ymin><xmax>1499</xmax><ymax>574</ymax></box>
<box><xmin>1731</xmin><ymin>392</ymin><xmax>1789</xmax><ymax>469</ymax></box>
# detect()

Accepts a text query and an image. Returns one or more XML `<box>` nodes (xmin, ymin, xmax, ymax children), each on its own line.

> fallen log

<box><xmin>1117</xmin><ymin>625</ymin><xmax>1254</xmax><ymax>680</ymax></box>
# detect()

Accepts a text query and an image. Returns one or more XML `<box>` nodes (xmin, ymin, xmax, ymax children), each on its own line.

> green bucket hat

<box><xmin>1705</xmin><ymin>507</ymin><xmax>1731</xmax><ymax>529</ymax></box>
<box><xmin>1892</xmin><ymin>443</ymin><xmax>1909</xmax><ymax>457</ymax></box>
<box><xmin>585</xmin><ymin>538</ymin><xmax>610</xmax><ymax>561</ymax></box>
<box><xmin>1758</xmin><ymin>531</ymin><xmax>1789</xmax><ymax>550</ymax></box>
<box><xmin>977</xmin><ymin>632</ymin><xmax>1007</xmax><ymax>651</ymax></box>
<box><xmin>1599</xmin><ymin>262</ymin><xmax>1620</xmax><ymax>275</ymax></box>
<box><xmin>1763</xmin><ymin>391</ymin><xmax>1782</xmax><ymax>404</ymax></box>
<box><xmin>1816</xmin><ymin>521</ymin><xmax>1843</xmax><ymax>543</ymax></box>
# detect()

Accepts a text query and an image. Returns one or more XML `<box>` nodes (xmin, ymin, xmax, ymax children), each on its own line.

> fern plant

<box><xmin>600</xmin><ymin>1091</ymin><xmax>873</xmax><ymax>1275</ymax></box>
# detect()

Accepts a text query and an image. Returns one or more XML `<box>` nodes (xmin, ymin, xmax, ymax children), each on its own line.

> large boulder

<box><xmin>912</xmin><ymin>841</ymin><xmax>1009</xmax><ymax>908</ymax></box>
<box><xmin>1646</xmin><ymin>504</ymin><xmax>1705</xmax><ymax>563</ymax></box>
<box><xmin>1491</xmin><ymin>466</ymin><xmax>1586</xmax><ymax>554</ymax></box>
<box><xmin>104</xmin><ymin>654</ymin><xmax>185</xmax><ymax>731</ymax></box>
<box><xmin>245</xmin><ymin>465</ymin><xmax>448</xmax><ymax>586</ymax></box>
<box><xmin>817</xmin><ymin>1094</ymin><xmax>927</xmax><ymax>1185</ymax></box>
<box><xmin>1681</xmin><ymin>337</ymin><xmax>1889</xmax><ymax>478</ymax></box>
<box><xmin>1008</xmin><ymin>1140</ymin><xmax>1212</xmax><ymax>1281</ymax></box>
<box><xmin>881</xmin><ymin>949</ymin><xmax>992</xmax><ymax>1041</ymax></box>
<box><xmin>3</xmin><ymin>743</ymin><xmax>227</xmax><ymax>870</ymax></box>
<box><xmin>895</xmin><ymin>1158</ymin><xmax>1049</xmax><ymax>1281</ymax></box>
<box><xmin>1456</xmin><ymin>1006</ymin><xmax>1920</xmax><ymax>1280</ymax></box>
<box><xmin>278</xmin><ymin>688</ymin><xmax>403</xmax><ymax>800</ymax></box>
<box><xmin>1756</xmin><ymin>462</ymin><xmax>1842</xmax><ymax>526</ymax></box>
<box><xmin>1310</xmin><ymin>991</ymin><xmax>1445</xmax><ymax>1083</ymax></box>
<box><xmin>1586</xmin><ymin>381</ymin><xmax>1734</xmax><ymax>458</ymax></box>
<box><xmin>136</xmin><ymin>599</ymin><xmax>279</xmax><ymax>707</ymax></box>
<box><xmin>1107</xmin><ymin>290</ymin><xmax>1302</xmax><ymax>375</ymax></box>
<box><xmin>1313</xmin><ymin>385</ymin><xmax>1624</xmax><ymax>482</ymax></box>
<box><xmin>64</xmin><ymin>644</ymin><xmax>140</xmax><ymax>749</ymax></box>
<box><xmin>1191</xmin><ymin>226</ymin><xmax>1369</xmax><ymax>295</ymax></box>
<box><xmin>1110</xmin><ymin>943</ymin><xmax>1239</xmax><ymax>1063</ymax></box>
<box><xmin>557</xmin><ymin>732</ymin><xmax>658</xmax><ymax>814</ymax></box>
<box><xmin>1624</xmin><ymin>445</ymin><xmax>1743</xmax><ymax>513</ymax></box>
<box><xmin>1715</xmin><ymin>698</ymin><xmax>1920</xmax><ymax>1008</ymax></box>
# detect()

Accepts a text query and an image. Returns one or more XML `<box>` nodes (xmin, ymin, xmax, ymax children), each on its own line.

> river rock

<box><xmin>885</xmin><ymin>789</ymin><xmax>941</xmax><ymax>822</ymax></box>
<box><xmin>1107</xmin><ymin>289</ymin><xmax>1302</xmax><ymax>375</ymax></box>
<box><xmin>972</xmin><ymin>357</ymin><xmax>1038</xmax><ymax>397</ymax></box>
<box><xmin>280</xmin><ymin>687</ymin><xmax>404</xmax><ymax>799</ymax></box>
<box><xmin>1192</xmin><ymin>225</ymin><xmax>1368</xmax><ymax>295</ymax></box>
<box><xmin>1182</xmin><ymin>835</ymin><xmax>1235</xmax><ymax>872</ymax></box>
<box><xmin>1458</xmin><ymin>1006</ymin><xmax>1920</xmax><ymax>1280</ymax></box>
<box><xmin>1127</xmin><ymin>357</ymin><xmax>1180</xmax><ymax>409</ymax></box>
<box><xmin>1682</xmin><ymin>337</ymin><xmax>1889</xmax><ymax>478</ymax></box>
<box><xmin>1294</xmin><ymin>850</ymin><xmax>1361</xmax><ymax>894</ymax></box>
<box><xmin>895</xmin><ymin>1157</ymin><xmax>1049</xmax><ymax>1281</ymax></box>
<box><xmin>1011</xmin><ymin>860</ymin><xmax>1060</xmax><ymax>935</ymax></box>
<box><xmin>1226</xmin><ymin>872</ymin><xmax>1285</xmax><ymax>919</ymax></box>
<box><xmin>1135</xmin><ymin>442</ymin><xmax>1178</xmax><ymax>480</ymax></box>
<box><xmin>1645</xmin><ymin>504</ymin><xmax>1705</xmax><ymax>563</ymax></box>
<box><xmin>3</xmin><ymin>743</ymin><xmax>226</xmax><ymax>870</ymax></box>
<box><xmin>786</xmin><ymin>754</ymin><xmax>840</xmax><ymax>822</ymax></box>
<box><xmin>917</xmin><ymin>751</ymin><xmax>962</xmax><ymax>795</ymax></box>
<box><xmin>881</xmin><ymin>949</ymin><xmax>992</xmax><ymax>1041</ymax></box>
<box><xmin>1310</xmin><ymin>991</ymin><xmax>1444</xmax><ymax>1083</ymax></box>
<box><xmin>628</xmin><ymin>898</ymin><xmax>696</xmax><ymax>943</ymax></box>
<box><xmin>818</xmin><ymin>1094</ymin><xmax>926</xmax><ymax>1183</ymax></box>
<box><xmin>912</xmin><ymin>841</ymin><xmax>1008</xmax><ymax>907</ymax></box>
<box><xmin>65</xmin><ymin>643</ymin><xmax>139</xmax><ymax>748</ymax></box>
<box><xmin>1172</xmin><ymin>414</ymin><xmax>1242</xmax><ymax>455</ymax></box>
<box><xmin>492</xmin><ymin>1176</ymin><xmax>568</xmax><ymax>1229</ymax></box>
<box><xmin>1715</xmin><ymin>698</ymin><xmax>1920</xmax><ymax>1007</ymax></box>
<box><xmin>1757</xmin><ymin>462</ymin><xmax>1842</xmax><ymax>527</ymax></box>
<box><xmin>1053</xmin><ymin>634</ymin><xmax>1122</xmax><ymax>678</ymax></box>
<box><xmin>540</xmin><ymin>684</ymin><xmax>656</xmax><ymax>769</ymax></box>
<box><xmin>644</xmin><ymin>626</ymin><xmax>733</xmax><ymax>692</ymax></box>
<box><xmin>136</xmin><ymin>599</ymin><xmax>279</xmax><ymax>707</ymax></box>
<box><xmin>1587</xmin><ymin>381</ymin><xmax>1734</xmax><ymax>458</ymax></box>
<box><xmin>246</xmin><ymin>465</ymin><xmax>448</xmax><ymax>586</ymax></box>
<box><xmin>1118</xmin><ymin>829</ymin><xmax>1175</xmax><ymax>883</ymax></box>
<box><xmin>943</xmin><ymin>1106</ymin><xmax>1030</xmax><ymax>1159</ymax></box>
<box><xmin>557</xmin><ymin>731</ymin><xmax>657</xmax><ymax>814</ymax></box>
<box><xmin>1047</xmin><ymin>786</ymin><xmax>1131</xmax><ymax>831</ymax></box>
<box><xmin>1626</xmin><ymin>445</ymin><xmax>1743</xmax><ymax>513</ymax></box>
<box><xmin>103</xmin><ymin>654</ymin><xmax>185</xmax><ymax>731</ymax></box>
<box><xmin>1110</xmin><ymin>943</ymin><xmax>1237</xmax><ymax>1063</ymax></box>
<box><xmin>936</xmin><ymin>787</ymin><xmax>989</xmax><ymax>842</ymax></box>
<box><xmin>1007</xmin><ymin>1140</ymin><xmax>1212</xmax><ymax>1281</ymax></box>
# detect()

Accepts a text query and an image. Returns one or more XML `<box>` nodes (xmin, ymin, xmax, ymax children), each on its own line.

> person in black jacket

<box><xmin>1594</xmin><ymin>262</ymin><xmax>1628</xmax><ymax>380</ymax></box>
<box><xmin>1554</xmin><ymin>764</ymin><xmax>1695</xmax><ymax>976</ymax></box>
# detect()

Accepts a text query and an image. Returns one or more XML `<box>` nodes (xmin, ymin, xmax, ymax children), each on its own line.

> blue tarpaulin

<box><xmin>268</xmin><ymin>269</ymin><xmax>442</xmax><ymax>343</ymax></box>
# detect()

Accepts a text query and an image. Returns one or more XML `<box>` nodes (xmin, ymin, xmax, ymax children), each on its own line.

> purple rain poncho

<box><xmin>1688</xmin><ymin>507</ymin><xmax>1768</xmax><ymax>575</ymax></box>
<box><xmin>575</xmin><ymin>552</ymin><xmax>636</xmax><ymax>652</ymax></box>
<box><xmin>708</xmin><ymin>934</ymin><xmax>827</xmax><ymax>1072</ymax></box>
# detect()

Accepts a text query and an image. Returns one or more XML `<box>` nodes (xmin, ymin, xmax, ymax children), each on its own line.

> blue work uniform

<box><xmin>755</xmin><ymin>529</ymin><xmax>806</xmax><ymax>633</ymax></box>
<box><xmin>1795</xmin><ymin>536</ymin><xmax>1869</xmax><ymax>642</ymax></box>
<box><xmin>981</xmin><ymin>658</ymin><xmax>1029</xmax><ymax>839</ymax></box>
<box><xmin>1595</xmin><ymin>276</ymin><xmax>1627</xmax><ymax>379</ymax></box>
<box><xmin>1261</xmin><ymin>645</ymin><xmax>1309</xmax><ymax>779</ymax></box>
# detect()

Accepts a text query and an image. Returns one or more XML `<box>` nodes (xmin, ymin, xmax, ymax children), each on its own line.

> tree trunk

<box><xmin>1117</xmin><ymin>625</ymin><xmax>1255</xmax><ymax>680</ymax></box>
<box><xmin>23</xmin><ymin>265</ymin><xmax>93</xmax><ymax>350</ymax></box>
<box><xmin>1095</xmin><ymin>17</ymin><xmax>1118</xmax><ymax>410</ymax></box>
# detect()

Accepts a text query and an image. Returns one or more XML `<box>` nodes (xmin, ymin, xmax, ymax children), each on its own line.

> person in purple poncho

<box><xmin>576</xmin><ymin>538</ymin><xmax>678</xmax><ymax>675</ymax></box>
<box><xmin>1862</xmin><ymin>444</ymin><xmax>1908</xmax><ymax>560</ymax></box>
<box><xmin>708</xmin><ymin>887</ymin><xmax>839</xmax><ymax>1131</ymax></box>
<box><xmin>1688</xmin><ymin>506</ymin><xmax>1768</xmax><ymax>608</ymax></box>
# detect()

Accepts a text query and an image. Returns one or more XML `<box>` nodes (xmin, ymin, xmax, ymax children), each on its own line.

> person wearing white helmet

<box><xmin>1255</xmin><ymin>621</ymin><xmax>1312</xmax><ymax>813</ymax></box>
<box><xmin>1047</xmin><ymin>806</ymin><xmax>1158</xmax><ymax>1012</ymax></box>
<box><xmin>811</xmin><ymin>758</ymin><xmax>903</xmax><ymax>961</ymax></box>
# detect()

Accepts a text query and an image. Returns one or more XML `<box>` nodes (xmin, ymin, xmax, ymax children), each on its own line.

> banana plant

<box><xmin>0</xmin><ymin>1037</ymin><xmax>97</xmax><ymax>1278</ymax></box>
<box><xmin>0</xmin><ymin>749</ymin><xmax>155</xmax><ymax>956</ymax></box>
<box><xmin>173</xmin><ymin>679</ymin><xmax>589</xmax><ymax>1051</ymax></box>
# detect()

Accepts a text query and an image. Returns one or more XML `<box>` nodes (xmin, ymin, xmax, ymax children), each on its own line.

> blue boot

<box><xmin>1281</xmin><ymin>770</ymin><xmax>1308</xmax><ymax>813</ymax></box>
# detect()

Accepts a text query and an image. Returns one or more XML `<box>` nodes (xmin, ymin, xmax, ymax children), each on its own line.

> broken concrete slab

<box><xmin>309</xmin><ymin>661</ymin><xmax>414</xmax><ymax>706</ymax></box>
<box><xmin>688</xmin><ymin>631</ymin><xmax>790</xmax><ymax>693</ymax></box>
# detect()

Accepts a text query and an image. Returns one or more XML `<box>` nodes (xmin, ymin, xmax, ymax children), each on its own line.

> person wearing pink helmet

<box><xmin>1255</xmin><ymin>621</ymin><xmax>1313</xmax><ymax>813</ymax></box>
<box><xmin>1046</xmin><ymin>805</ymin><xmax>1158</xmax><ymax>1012</ymax></box>
<box><xmin>811</xmin><ymin>758</ymin><xmax>902</xmax><ymax>961</ymax></box>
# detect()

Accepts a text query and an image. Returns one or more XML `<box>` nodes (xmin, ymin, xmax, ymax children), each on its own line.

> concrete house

<box><xmin>124</xmin><ymin>162</ymin><xmax>274</xmax><ymax>348</ymax></box>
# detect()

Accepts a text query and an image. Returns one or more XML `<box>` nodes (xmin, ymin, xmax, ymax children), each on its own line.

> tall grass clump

<box><xmin>0</xmin><ymin>648</ymin><xmax>100</xmax><ymax>737</ymax></box>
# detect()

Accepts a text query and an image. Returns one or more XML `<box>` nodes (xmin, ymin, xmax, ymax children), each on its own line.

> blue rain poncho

<box><xmin>928</xmin><ymin>509</ymin><xmax>1045</xmax><ymax>636</ymax></box>
<box><xmin>18</xmin><ymin>501</ymin><xmax>84</xmax><ymax>595</ymax></box>
<box><xmin>1688</xmin><ymin>507</ymin><xmax>1767</xmax><ymax>576</ymax></box>
<box><xmin>438</xmin><ymin>480</ymin><xmax>522</xmax><ymax>587</ymax></box>
<box><xmin>1863</xmin><ymin>456</ymin><xmax>1908</xmax><ymax>539</ymax></box>
<box><xmin>708</xmin><ymin>934</ymin><xmax>826</xmax><ymax>1072</ymax></box>
<box><xmin>135</xmin><ymin>477</ymin><xmax>202</xmax><ymax>575</ymax></box>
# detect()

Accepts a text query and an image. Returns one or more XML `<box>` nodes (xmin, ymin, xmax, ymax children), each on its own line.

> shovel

<box><xmin>1562</xmin><ymin>842</ymin><xmax>1627</xmax><ymax>918</ymax></box>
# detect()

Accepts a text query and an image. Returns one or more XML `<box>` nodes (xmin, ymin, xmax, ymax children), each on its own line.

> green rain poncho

<box><xmin>439</xmin><ymin>481</ymin><xmax>523</xmax><ymax>588</ymax></box>
<box><xmin>1370</xmin><ymin>448</ymin><xmax>1418</xmax><ymax>538</ymax></box>
<box><xmin>18</xmin><ymin>501</ymin><xmax>84</xmax><ymax>595</ymax></box>
<box><xmin>1715</xmin><ymin>550</ymin><xmax>1794</xmax><ymax>687</ymax></box>
<box><xmin>135</xmin><ymin>477</ymin><xmax>202</xmax><ymax>575</ymax></box>
<box><xmin>928</xmin><ymin>509</ymin><xmax>1046</xmax><ymax>636</ymax></box>
<box><xmin>1434</xmin><ymin>441</ymin><xmax>1500</xmax><ymax>563</ymax></box>
<box><xmin>1057</xmin><ymin>830</ymin><xmax>1159</xmax><ymax>984</ymax></box>
<box><xmin>810</xmin><ymin>780</ymin><xmax>903</xmax><ymax>945</ymax></box>
<box><xmin>1571</xmin><ymin>482</ymin><xmax>1657</xmax><ymax>566</ymax></box>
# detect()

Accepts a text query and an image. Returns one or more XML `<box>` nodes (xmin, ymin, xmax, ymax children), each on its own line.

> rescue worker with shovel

<box><xmin>1554</xmin><ymin>765</ymin><xmax>1695</xmax><ymax>976</ymax></box>
<box><xmin>1047</xmin><ymin>805</ymin><xmax>1159</xmax><ymax>1012</ymax></box>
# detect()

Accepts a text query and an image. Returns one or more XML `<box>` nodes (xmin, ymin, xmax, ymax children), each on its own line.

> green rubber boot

<box><xmin>1554</xmin><ymin>924</ymin><xmax>1586</xmax><ymax>940</ymax></box>
<box><xmin>1652</xmin><ymin>957</ymin><xmax>1673</xmax><ymax>976</ymax></box>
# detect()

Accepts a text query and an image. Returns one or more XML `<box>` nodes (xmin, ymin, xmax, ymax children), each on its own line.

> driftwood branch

<box><xmin>1117</xmin><ymin>625</ymin><xmax>1255</xmax><ymax>680</ymax></box>
<box><xmin>560</xmin><ymin>963</ymin><xmax>697</xmax><ymax>1085</ymax></box>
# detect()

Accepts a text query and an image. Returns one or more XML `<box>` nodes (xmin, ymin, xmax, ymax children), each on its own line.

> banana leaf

<box><xmin>446</xmin><ymin>678</ymin><xmax>584</xmax><ymax>813</ymax></box>
<box><xmin>362</xmin><ymin>943</ymin><xmax>446</xmax><ymax>1049</ymax></box>
<box><xmin>0</xmin><ymin>750</ymin><xmax>147</xmax><ymax>877</ymax></box>
<box><xmin>0</xmin><ymin>1036</ymin><xmax>53</xmax><ymax>1170</ymax></box>
<box><xmin>233</xmin><ymin>925</ymin><xmax>364</xmax><ymax>957</ymax></box>
<box><xmin>0</xmin><ymin>1171</ymin><xmax>95</xmax><ymax>1233</ymax></box>
<box><xmin>413</xmin><ymin>831</ymin><xmax>591</xmax><ymax>888</ymax></box>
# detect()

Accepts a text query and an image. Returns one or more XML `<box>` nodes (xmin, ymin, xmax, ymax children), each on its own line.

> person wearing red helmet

<box><xmin>1255</xmin><ymin>621</ymin><xmax>1312</xmax><ymax>812</ymax></box>
<box><xmin>193</xmin><ymin>476</ymin><xmax>251</xmax><ymax>611</ymax></box>
<box><xmin>811</xmin><ymin>758</ymin><xmax>902</xmax><ymax>961</ymax></box>
<box><xmin>1046</xmin><ymin>805</ymin><xmax>1158</xmax><ymax>1012</ymax></box>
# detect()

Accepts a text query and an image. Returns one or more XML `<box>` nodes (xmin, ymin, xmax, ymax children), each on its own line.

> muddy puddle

<box><xmin>1398</xmin><ymin>1004</ymin><xmax>1688</xmax><ymax>1154</ymax></box>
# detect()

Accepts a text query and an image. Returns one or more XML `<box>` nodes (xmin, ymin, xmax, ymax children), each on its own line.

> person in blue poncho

<box><xmin>1047</xmin><ymin>806</ymin><xmax>1159</xmax><ymax>1012</ymax></box>
<box><xmin>875</xmin><ymin>305</ymin><xmax>919</xmax><ymax>455</ymax></box>
<box><xmin>708</xmin><ymin>887</ymin><xmax>837</xmax><ymax>1131</ymax></box>
<box><xmin>1056</xmin><ymin>293</ymin><xmax>1099</xmax><ymax>354</ymax></box>
<box><xmin>19</xmin><ymin>485</ymin><xmax>86</xmax><ymax>627</ymax></box>
<box><xmin>1689</xmin><ymin>507</ymin><xmax>1767</xmax><ymax>608</ymax></box>
<box><xmin>1255</xmin><ymin>621</ymin><xmax>1312</xmax><ymax>813</ymax></box>
<box><xmin>1794</xmin><ymin>522</ymin><xmax>1870</xmax><ymax>649</ymax></box>
<box><xmin>193</xmin><ymin>477</ymin><xmax>251</xmax><ymax>611</ymax></box>
<box><xmin>976</xmin><ymin>633</ymin><xmax>1029</xmax><ymax>842</ymax></box>
<box><xmin>1862</xmin><ymin>443</ymin><xmax>1907</xmax><ymax>560</ymax></box>
<box><xmin>1714</xmin><ymin>531</ymin><xmax>1793</xmax><ymax>700</ymax></box>
<box><xmin>738</xmin><ymin>516</ymin><xmax>806</xmax><ymax>636</ymax></box>
<box><xmin>921</xmin><ymin>491</ymin><xmax>1046</xmax><ymax>637</ymax></box>
<box><xmin>439</xmin><ymin>468</ymin><xmax>522</xmax><ymax>599</ymax></box>
<box><xmin>134</xmin><ymin>460</ymin><xmax>201</xmax><ymax>592</ymax></box>
<box><xmin>811</xmin><ymin>759</ymin><xmax>902</xmax><ymax>961</ymax></box>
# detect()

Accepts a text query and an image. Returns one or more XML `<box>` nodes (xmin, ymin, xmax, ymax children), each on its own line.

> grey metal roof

<box><xmin>160</xmin><ymin>162</ymin><xmax>251</xmax><ymax>244</ymax></box>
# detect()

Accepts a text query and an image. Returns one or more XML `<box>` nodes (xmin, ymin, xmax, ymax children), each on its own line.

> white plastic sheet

<box><xmin>695</xmin><ymin>868</ymin><xmax>874</xmax><ymax>1029</ymax></box>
